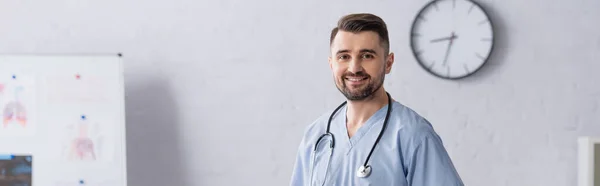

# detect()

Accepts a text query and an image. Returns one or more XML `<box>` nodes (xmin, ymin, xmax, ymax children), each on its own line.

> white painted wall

<box><xmin>1</xmin><ymin>0</ymin><xmax>599</xmax><ymax>185</ymax></box>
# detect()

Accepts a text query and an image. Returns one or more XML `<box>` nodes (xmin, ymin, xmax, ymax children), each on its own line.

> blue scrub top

<box><xmin>290</xmin><ymin>101</ymin><xmax>464</xmax><ymax>186</ymax></box>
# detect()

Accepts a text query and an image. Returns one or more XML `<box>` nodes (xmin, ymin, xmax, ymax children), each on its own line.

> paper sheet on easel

<box><xmin>44</xmin><ymin>74</ymin><xmax>110</xmax><ymax>103</ymax></box>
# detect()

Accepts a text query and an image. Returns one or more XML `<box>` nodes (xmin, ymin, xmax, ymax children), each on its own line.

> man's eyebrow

<box><xmin>336</xmin><ymin>49</ymin><xmax>350</xmax><ymax>55</ymax></box>
<box><xmin>335</xmin><ymin>49</ymin><xmax>377</xmax><ymax>55</ymax></box>
<box><xmin>360</xmin><ymin>49</ymin><xmax>377</xmax><ymax>54</ymax></box>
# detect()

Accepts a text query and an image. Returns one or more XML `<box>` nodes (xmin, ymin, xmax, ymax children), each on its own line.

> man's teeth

<box><xmin>347</xmin><ymin>77</ymin><xmax>366</xmax><ymax>81</ymax></box>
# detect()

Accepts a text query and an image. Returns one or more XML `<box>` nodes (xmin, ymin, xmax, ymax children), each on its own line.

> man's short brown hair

<box><xmin>329</xmin><ymin>13</ymin><xmax>390</xmax><ymax>54</ymax></box>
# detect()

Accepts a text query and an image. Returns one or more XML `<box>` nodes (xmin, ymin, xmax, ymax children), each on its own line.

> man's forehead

<box><xmin>331</xmin><ymin>31</ymin><xmax>382</xmax><ymax>52</ymax></box>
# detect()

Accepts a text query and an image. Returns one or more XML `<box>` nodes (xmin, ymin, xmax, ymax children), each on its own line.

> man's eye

<box><xmin>362</xmin><ymin>54</ymin><xmax>374</xmax><ymax>59</ymax></box>
<box><xmin>338</xmin><ymin>55</ymin><xmax>349</xmax><ymax>60</ymax></box>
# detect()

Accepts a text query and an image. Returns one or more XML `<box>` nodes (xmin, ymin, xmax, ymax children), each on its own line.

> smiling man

<box><xmin>289</xmin><ymin>13</ymin><xmax>464</xmax><ymax>186</ymax></box>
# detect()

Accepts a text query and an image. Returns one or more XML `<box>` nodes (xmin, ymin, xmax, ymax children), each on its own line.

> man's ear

<box><xmin>329</xmin><ymin>56</ymin><xmax>333</xmax><ymax>70</ymax></box>
<box><xmin>385</xmin><ymin>53</ymin><xmax>394</xmax><ymax>74</ymax></box>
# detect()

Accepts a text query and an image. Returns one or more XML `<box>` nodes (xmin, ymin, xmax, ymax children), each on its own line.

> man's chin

<box><xmin>343</xmin><ymin>91</ymin><xmax>371</xmax><ymax>100</ymax></box>
<box><xmin>345</xmin><ymin>95</ymin><xmax>369</xmax><ymax>101</ymax></box>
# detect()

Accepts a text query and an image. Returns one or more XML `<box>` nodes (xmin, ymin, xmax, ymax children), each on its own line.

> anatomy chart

<box><xmin>55</xmin><ymin>115</ymin><xmax>115</xmax><ymax>163</ymax></box>
<box><xmin>0</xmin><ymin>74</ymin><xmax>37</xmax><ymax>136</ymax></box>
<box><xmin>0</xmin><ymin>54</ymin><xmax>127</xmax><ymax>186</ymax></box>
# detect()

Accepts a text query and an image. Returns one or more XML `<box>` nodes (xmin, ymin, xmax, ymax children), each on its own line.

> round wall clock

<box><xmin>410</xmin><ymin>0</ymin><xmax>495</xmax><ymax>80</ymax></box>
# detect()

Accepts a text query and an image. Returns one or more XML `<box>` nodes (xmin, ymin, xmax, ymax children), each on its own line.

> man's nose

<box><xmin>348</xmin><ymin>59</ymin><xmax>364</xmax><ymax>73</ymax></box>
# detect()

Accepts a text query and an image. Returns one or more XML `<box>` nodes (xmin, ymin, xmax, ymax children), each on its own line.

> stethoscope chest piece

<box><xmin>356</xmin><ymin>165</ymin><xmax>371</xmax><ymax>178</ymax></box>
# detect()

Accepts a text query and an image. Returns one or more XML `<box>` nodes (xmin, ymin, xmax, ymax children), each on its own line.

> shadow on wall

<box><xmin>460</xmin><ymin>1</ymin><xmax>508</xmax><ymax>83</ymax></box>
<box><xmin>124</xmin><ymin>75</ymin><xmax>185</xmax><ymax>186</ymax></box>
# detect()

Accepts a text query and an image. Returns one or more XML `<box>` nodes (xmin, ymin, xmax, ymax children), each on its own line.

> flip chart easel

<box><xmin>0</xmin><ymin>54</ymin><xmax>127</xmax><ymax>186</ymax></box>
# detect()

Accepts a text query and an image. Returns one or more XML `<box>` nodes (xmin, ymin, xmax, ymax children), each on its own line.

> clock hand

<box><xmin>430</xmin><ymin>36</ymin><xmax>452</xmax><ymax>43</ymax></box>
<box><xmin>430</xmin><ymin>34</ymin><xmax>458</xmax><ymax>43</ymax></box>
<box><xmin>442</xmin><ymin>32</ymin><xmax>457</xmax><ymax>66</ymax></box>
<box><xmin>442</xmin><ymin>42</ymin><xmax>451</xmax><ymax>66</ymax></box>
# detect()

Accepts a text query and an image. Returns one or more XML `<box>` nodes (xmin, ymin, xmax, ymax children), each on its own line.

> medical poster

<box><xmin>44</xmin><ymin>74</ymin><xmax>110</xmax><ymax>104</ymax></box>
<box><xmin>52</xmin><ymin>114</ymin><xmax>116</xmax><ymax>163</ymax></box>
<box><xmin>0</xmin><ymin>74</ymin><xmax>37</xmax><ymax>136</ymax></box>
<box><xmin>0</xmin><ymin>154</ymin><xmax>33</xmax><ymax>186</ymax></box>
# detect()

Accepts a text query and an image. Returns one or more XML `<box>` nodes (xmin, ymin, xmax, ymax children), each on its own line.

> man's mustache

<box><xmin>343</xmin><ymin>71</ymin><xmax>370</xmax><ymax>78</ymax></box>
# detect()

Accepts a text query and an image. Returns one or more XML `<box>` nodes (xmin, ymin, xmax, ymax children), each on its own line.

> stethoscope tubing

<box><xmin>309</xmin><ymin>143</ymin><xmax>333</xmax><ymax>186</ymax></box>
<box><xmin>310</xmin><ymin>92</ymin><xmax>392</xmax><ymax>184</ymax></box>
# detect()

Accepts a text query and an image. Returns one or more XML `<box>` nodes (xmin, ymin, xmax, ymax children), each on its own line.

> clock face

<box><xmin>410</xmin><ymin>0</ymin><xmax>494</xmax><ymax>79</ymax></box>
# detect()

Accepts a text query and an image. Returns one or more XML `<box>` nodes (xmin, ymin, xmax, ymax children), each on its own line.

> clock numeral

<box><xmin>468</xmin><ymin>4</ymin><xmax>475</xmax><ymax>14</ymax></box>
<box><xmin>415</xmin><ymin>50</ymin><xmax>423</xmax><ymax>56</ymax></box>
<box><xmin>478</xmin><ymin>19</ymin><xmax>489</xmax><ymax>26</ymax></box>
<box><xmin>428</xmin><ymin>61</ymin><xmax>435</xmax><ymax>70</ymax></box>
<box><xmin>452</xmin><ymin>0</ymin><xmax>456</xmax><ymax>9</ymax></box>
<box><xmin>475</xmin><ymin>53</ymin><xmax>485</xmax><ymax>60</ymax></box>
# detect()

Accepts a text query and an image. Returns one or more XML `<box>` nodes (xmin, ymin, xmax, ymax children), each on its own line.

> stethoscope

<box><xmin>309</xmin><ymin>92</ymin><xmax>392</xmax><ymax>185</ymax></box>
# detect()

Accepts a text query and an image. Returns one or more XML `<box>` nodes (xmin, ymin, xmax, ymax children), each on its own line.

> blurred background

<box><xmin>1</xmin><ymin>0</ymin><xmax>599</xmax><ymax>185</ymax></box>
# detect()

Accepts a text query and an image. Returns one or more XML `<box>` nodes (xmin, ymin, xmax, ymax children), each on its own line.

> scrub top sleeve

<box><xmin>289</xmin><ymin>149</ymin><xmax>305</xmax><ymax>186</ymax></box>
<box><xmin>405</xmin><ymin>129</ymin><xmax>464</xmax><ymax>186</ymax></box>
<box><xmin>289</xmin><ymin>123</ymin><xmax>317</xmax><ymax>186</ymax></box>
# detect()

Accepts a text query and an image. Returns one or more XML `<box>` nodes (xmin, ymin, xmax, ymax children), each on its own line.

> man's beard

<box><xmin>336</xmin><ymin>70</ymin><xmax>384</xmax><ymax>101</ymax></box>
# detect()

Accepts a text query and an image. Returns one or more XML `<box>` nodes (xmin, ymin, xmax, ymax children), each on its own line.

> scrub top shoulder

<box><xmin>290</xmin><ymin>101</ymin><xmax>464</xmax><ymax>186</ymax></box>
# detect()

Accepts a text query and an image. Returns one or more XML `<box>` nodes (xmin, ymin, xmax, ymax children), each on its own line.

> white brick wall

<box><xmin>1</xmin><ymin>0</ymin><xmax>598</xmax><ymax>185</ymax></box>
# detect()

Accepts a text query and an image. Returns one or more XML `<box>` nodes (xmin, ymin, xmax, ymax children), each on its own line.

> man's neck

<box><xmin>345</xmin><ymin>89</ymin><xmax>390</xmax><ymax>131</ymax></box>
